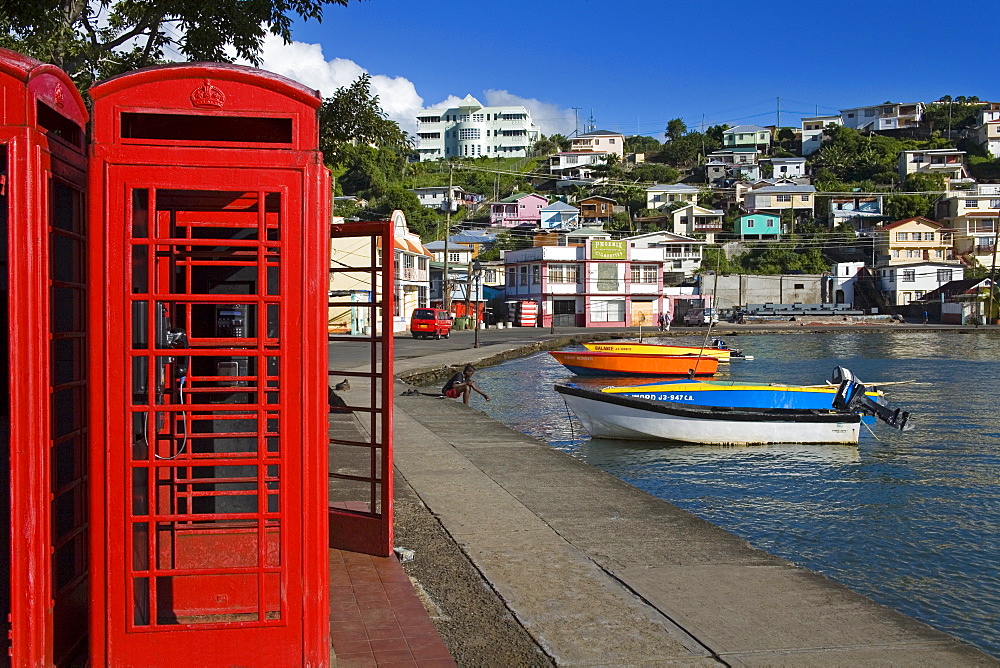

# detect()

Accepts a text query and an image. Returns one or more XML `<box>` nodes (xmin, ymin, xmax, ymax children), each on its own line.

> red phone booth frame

<box><xmin>89</xmin><ymin>64</ymin><xmax>329</xmax><ymax>664</ymax></box>
<box><xmin>0</xmin><ymin>49</ymin><xmax>90</xmax><ymax>666</ymax></box>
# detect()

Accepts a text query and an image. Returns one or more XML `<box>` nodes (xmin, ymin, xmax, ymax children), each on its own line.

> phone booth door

<box><xmin>98</xmin><ymin>166</ymin><xmax>325</xmax><ymax>663</ymax></box>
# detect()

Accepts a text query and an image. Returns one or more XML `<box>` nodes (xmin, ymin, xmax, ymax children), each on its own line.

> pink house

<box><xmin>490</xmin><ymin>193</ymin><xmax>548</xmax><ymax>228</ymax></box>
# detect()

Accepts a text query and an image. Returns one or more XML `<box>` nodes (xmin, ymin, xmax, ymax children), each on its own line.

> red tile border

<box><xmin>330</xmin><ymin>548</ymin><xmax>452</xmax><ymax>666</ymax></box>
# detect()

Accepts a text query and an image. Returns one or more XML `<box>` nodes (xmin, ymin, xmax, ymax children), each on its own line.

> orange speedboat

<box><xmin>548</xmin><ymin>350</ymin><xmax>718</xmax><ymax>377</ymax></box>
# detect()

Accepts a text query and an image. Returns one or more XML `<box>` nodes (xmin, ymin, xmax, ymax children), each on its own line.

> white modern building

<box><xmin>840</xmin><ymin>102</ymin><xmax>924</xmax><ymax>132</ymax></box>
<box><xmin>973</xmin><ymin>102</ymin><xmax>1000</xmax><ymax>158</ymax></box>
<box><xmin>801</xmin><ymin>115</ymin><xmax>842</xmax><ymax>156</ymax></box>
<box><xmin>878</xmin><ymin>262</ymin><xmax>964</xmax><ymax>306</ymax></box>
<box><xmin>415</xmin><ymin>94</ymin><xmax>540</xmax><ymax>161</ymax></box>
<box><xmin>569</xmin><ymin>130</ymin><xmax>626</xmax><ymax>159</ymax></box>
<box><xmin>769</xmin><ymin>157</ymin><xmax>806</xmax><ymax>179</ymax></box>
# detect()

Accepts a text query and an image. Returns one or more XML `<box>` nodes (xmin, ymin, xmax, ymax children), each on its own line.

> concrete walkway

<box><xmin>388</xmin><ymin>338</ymin><xmax>998</xmax><ymax>667</ymax></box>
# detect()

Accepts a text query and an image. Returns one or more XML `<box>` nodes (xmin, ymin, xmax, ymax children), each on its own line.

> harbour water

<box><xmin>473</xmin><ymin>331</ymin><xmax>1000</xmax><ymax>658</ymax></box>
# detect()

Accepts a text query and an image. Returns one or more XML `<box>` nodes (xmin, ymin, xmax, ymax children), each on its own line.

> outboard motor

<box><xmin>833</xmin><ymin>371</ymin><xmax>913</xmax><ymax>432</ymax></box>
<box><xmin>830</xmin><ymin>366</ymin><xmax>855</xmax><ymax>386</ymax></box>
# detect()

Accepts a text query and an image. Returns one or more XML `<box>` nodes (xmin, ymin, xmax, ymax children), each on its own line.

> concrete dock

<box><xmin>382</xmin><ymin>328</ymin><xmax>998</xmax><ymax>666</ymax></box>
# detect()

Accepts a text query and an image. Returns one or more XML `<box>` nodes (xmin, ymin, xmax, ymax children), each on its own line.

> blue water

<box><xmin>472</xmin><ymin>332</ymin><xmax>1000</xmax><ymax>658</ymax></box>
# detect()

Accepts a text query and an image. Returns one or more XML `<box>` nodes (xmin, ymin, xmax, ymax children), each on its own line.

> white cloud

<box><xmin>483</xmin><ymin>90</ymin><xmax>576</xmax><ymax>136</ymax></box>
<box><xmin>254</xmin><ymin>35</ymin><xmax>425</xmax><ymax>133</ymax></box>
<box><xmin>254</xmin><ymin>36</ymin><xmax>577</xmax><ymax>137</ymax></box>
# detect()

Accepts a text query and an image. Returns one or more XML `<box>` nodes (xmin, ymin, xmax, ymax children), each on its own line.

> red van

<box><xmin>410</xmin><ymin>308</ymin><xmax>453</xmax><ymax>339</ymax></box>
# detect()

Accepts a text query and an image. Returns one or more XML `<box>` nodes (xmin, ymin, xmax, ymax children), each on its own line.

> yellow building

<box><xmin>875</xmin><ymin>217</ymin><xmax>958</xmax><ymax>266</ymax></box>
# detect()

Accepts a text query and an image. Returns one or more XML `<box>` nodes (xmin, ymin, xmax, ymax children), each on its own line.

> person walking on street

<box><xmin>657</xmin><ymin>313</ymin><xmax>666</xmax><ymax>332</ymax></box>
<box><xmin>442</xmin><ymin>364</ymin><xmax>490</xmax><ymax>405</ymax></box>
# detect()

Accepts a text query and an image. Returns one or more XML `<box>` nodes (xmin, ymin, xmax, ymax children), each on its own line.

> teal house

<box><xmin>739</xmin><ymin>212</ymin><xmax>781</xmax><ymax>238</ymax></box>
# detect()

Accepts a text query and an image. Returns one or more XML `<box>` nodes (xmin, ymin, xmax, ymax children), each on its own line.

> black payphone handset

<box><xmin>156</xmin><ymin>302</ymin><xmax>189</xmax><ymax>387</ymax></box>
<box><xmin>154</xmin><ymin>303</ymin><xmax>190</xmax><ymax>460</ymax></box>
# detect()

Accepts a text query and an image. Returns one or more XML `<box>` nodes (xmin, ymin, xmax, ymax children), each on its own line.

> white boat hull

<box><xmin>556</xmin><ymin>385</ymin><xmax>861</xmax><ymax>446</ymax></box>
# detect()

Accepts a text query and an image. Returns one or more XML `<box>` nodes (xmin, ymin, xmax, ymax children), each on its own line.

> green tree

<box><xmin>923</xmin><ymin>97</ymin><xmax>984</xmax><ymax>136</ymax></box>
<box><xmin>655</xmin><ymin>131</ymin><xmax>718</xmax><ymax>169</ymax></box>
<box><xmin>630</xmin><ymin>162</ymin><xmax>680</xmax><ymax>184</ymax></box>
<box><xmin>319</xmin><ymin>74</ymin><xmax>413</xmax><ymax>202</ymax></box>
<box><xmin>704</xmin><ymin>124</ymin><xmax>729</xmax><ymax>144</ymax></box>
<box><xmin>625</xmin><ymin>135</ymin><xmax>662</xmax><ymax>155</ymax></box>
<box><xmin>665</xmin><ymin>118</ymin><xmax>687</xmax><ymax>142</ymax></box>
<box><xmin>884</xmin><ymin>194</ymin><xmax>933</xmax><ymax>221</ymax></box>
<box><xmin>371</xmin><ymin>186</ymin><xmax>439</xmax><ymax>239</ymax></box>
<box><xmin>0</xmin><ymin>0</ymin><xmax>353</xmax><ymax>88</ymax></box>
<box><xmin>533</xmin><ymin>134</ymin><xmax>570</xmax><ymax>155</ymax></box>
<box><xmin>320</xmin><ymin>74</ymin><xmax>412</xmax><ymax>165</ymax></box>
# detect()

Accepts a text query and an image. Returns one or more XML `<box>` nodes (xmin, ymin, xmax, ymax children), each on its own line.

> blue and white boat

<box><xmin>598</xmin><ymin>379</ymin><xmax>874</xmax><ymax>411</ymax></box>
<box><xmin>554</xmin><ymin>367</ymin><xmax>913</xmax><ymax>446</ymax></box>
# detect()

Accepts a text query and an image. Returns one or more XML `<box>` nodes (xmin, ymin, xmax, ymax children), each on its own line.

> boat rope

<box><xmin>862</xmin><ymin>420</ymin><xmax>882</xmax><ymax>442</ymax></box>
<box><xmin>561</xmin><ymin>394</ymin><xmax>577</xmax><ymax>443</ymax></box>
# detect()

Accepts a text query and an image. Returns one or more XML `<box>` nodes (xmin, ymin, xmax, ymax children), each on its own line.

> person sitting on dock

<box><xmin>442</xmin><ymin>364</ymin><xmax>490</xmax><ymax>405</ymax></box>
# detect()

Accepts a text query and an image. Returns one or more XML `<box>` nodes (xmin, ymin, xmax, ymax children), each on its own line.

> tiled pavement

<box><xmin>329</xmin><ymin>549</ymin><xmax>455</xmax><ymax>667</ymax></box>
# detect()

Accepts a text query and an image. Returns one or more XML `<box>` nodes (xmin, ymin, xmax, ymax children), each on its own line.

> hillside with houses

<box><xmin>331</xmin><ymin>95</ymin><xmax>1000</xmax><ymax>333</ymax></box>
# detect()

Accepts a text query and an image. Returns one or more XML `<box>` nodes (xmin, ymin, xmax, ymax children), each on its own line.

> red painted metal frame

<box><xmin>328</xmin><ymin>220</ymin><xmax>394</xmax><ymax>557</ymax></box>
<box><xmin>89</xmin><ymin>64</ymin><xmax>329</xmax><ymax>665</ymax></box>
<box><xmin>0</xmin><ymin>48</ymin><xmax>90</xmax><ymax>667</ymax></box>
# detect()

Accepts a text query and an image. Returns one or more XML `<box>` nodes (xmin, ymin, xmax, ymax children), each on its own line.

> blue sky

<box><xmin>255</xmin><ymin>0</ymin><xmax>998</xmax><ymax>138</ymax></box>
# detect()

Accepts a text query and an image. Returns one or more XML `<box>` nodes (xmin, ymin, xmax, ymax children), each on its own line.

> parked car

<box><xmin>410</xmin><ymin>308</ymin><xmax>453</xmax><ymax>339</ymax></box>
<box><xmin>683</xmin><ymin>308</ymin><xmax>719</xmax><ymax>327</ymax></box>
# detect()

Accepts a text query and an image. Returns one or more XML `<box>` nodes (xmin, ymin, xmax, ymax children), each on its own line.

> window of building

<box><xmin>459</xmin><ymin>128</ymin><xmax>480</xmax><ymax>140</ymax></box>
<box><xmin>794</xmin><ymin>283</ymin><xmax>805</xmax><ymax>289</ymax></box>
<box><xmin>913</xmin><ymin>291</ymin><xmax>924</xmax><ymax>300</ymax></box>
<box><xmin>893</xmin><ymin>250</ymin><xmax>900</xmax><ymax>258</ymax></box>
<box><xmin>938</xmin><ymin>269</ymin><xmax>953</xmax><ymax>282</ymax></box>
<box><xmin>865</xmin><ymin>108</ymin><xmax>877</xmax><ymax>117</ymax></box>
<box><xmin>548</xmin><ymin>265</ymin><xmax>564</xmax><ymax>283</ymax></box>
<box><xmin>908</xmin><ymin>249</ymin><xmax>920</xmax><ymax>258</ymax></box>
<box><xmin>776</xmin><ymin>194</ymin><xmax>792</xmax><ymax>202</ymax></box>
<box><xmin>630</xmin><ymin>264</ymin><xmax>658</xmax><ymax>283</ymax></box>
<box><xmin>935</xmin><ymin>249</ymin><xmax>943</xmax><ymax>258</ymax></box>
<box><xmin>448</xmin><ymin>252</ymin><xmax>462</xmax><ymax>263</ymax></box>
<box><xmin>532</xmin><ymin>265</ymin><xmax>541</xmax><ymax>284</ymax></box>
<box><xmin>507</xmin><ymin>267</ymin><xmax>516</xmax><ymax>286</ymax></box>
<box><xmin>519</xmin><ymin>266</ymin><xmax>528</xmax><ymax>285</ymax></box>
<box><xmin>472</xmin><ymin>114</ymin><xmax>484</xmax><ymax>121</ymax></box>
<box><xmin>925</xmin><ymin>232</ymin><xmax>935</xmax><ymax>241</ymax></box>
<box><xmin>458</xmin><ymin>114</ymin><xmax>469</xmax><ymax>122</ymax></box>
<box><xmin>966</xmin><ymin>199</ymin><xmax>978</xmax><ymax>208</ymax></box>
<box><xmin>747</xmin><ymin>220</ymin><xmax>755</xmax><ymax>228</ymax></box>
<box><xmin>403</xmin><ymin>254</ymin><xmax>414</xmax><ymax>269</ymax></box>
<box><xmin>609</xmin><ymin>138</ymin><xmax>616</xmax><ymax>144</ymax></box>
<box><xmin>902</xmin><ymin>270</ymin><xmax>915</xmax><ymax>282</ymax></box>
<box><xmin>590</xmin><ymin>299</ymin><xmax>625</xmax><ymax>322</ymax></box>
<box><xmin>896</xmin><ymin>232</ymin><xmax>908</xmax><ymax>241</ymax></box>
<box><xmin>847</xmin><ymin>113</ymin><xmax>855</xmax><ymax>118</ymax></box>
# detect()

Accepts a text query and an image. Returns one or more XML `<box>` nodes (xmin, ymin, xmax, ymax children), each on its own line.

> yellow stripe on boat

<box><xmin>583</xmin><ymin>342</ymin><xmax>733</xmax><ymax>359</ymax></box>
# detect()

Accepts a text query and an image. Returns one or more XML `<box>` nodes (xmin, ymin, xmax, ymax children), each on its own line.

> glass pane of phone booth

<box><xmin>127</xmin><ymin>187</ymin><xmax>286</xmax><ymax>627</ymax></box>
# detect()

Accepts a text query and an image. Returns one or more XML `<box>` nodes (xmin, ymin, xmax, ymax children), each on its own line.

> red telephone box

<box><xmin>0</xmin><ymin>49</ymin><xmax>90</xmax><ymax>666</ymax></box>
<box><xmin>89</xmin><ymin>64</ymin><xmax>330</xmax><ymax>664</ymax></box>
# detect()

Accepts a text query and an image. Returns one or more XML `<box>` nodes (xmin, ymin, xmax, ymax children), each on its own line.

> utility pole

<box><xmin>988</xmin><ymin>223</ymin><xmax>999</xmax><ymax>322</ymax></box>
<box><xmin>572</xmin><ymin>107</ymin><xmax>581</xmax><ymax>137</ymax></box>
<box><xmin>776</xmin><ymin>97</ymin><xmax>780</xmax><ymax>131</ymax></box>
<box><xmin>443</xmin><ymin>163</ymin><xmax>453</xmax><ymax>313</ymax></box>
